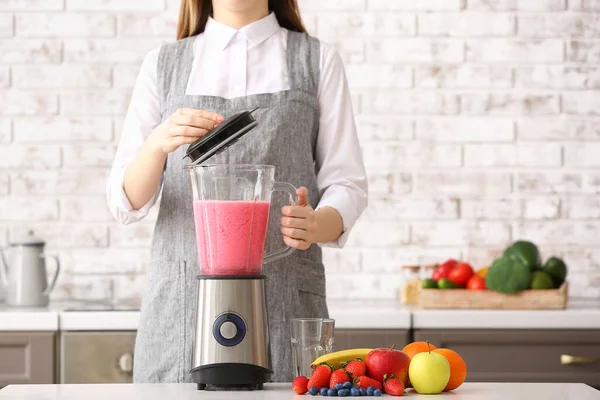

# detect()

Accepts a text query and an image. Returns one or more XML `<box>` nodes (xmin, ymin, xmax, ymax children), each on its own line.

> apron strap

<box><xmin>286</xmin><ymin>31</ymin><xmax>321</xmax><ymax>95</ymax></box>
<box><xmin>157</xmin><ymin>36</ymin><xmax>197</xmax><ymax>117</ymax></box>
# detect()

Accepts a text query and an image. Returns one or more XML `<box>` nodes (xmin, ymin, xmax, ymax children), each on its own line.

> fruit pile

<box><xmin>421</xmin><ymin>259</ymin><xmax>485</xmax><ymax>291</ymax></box>
<box><xmin>291</xmin><ymin>342</ymin><xmax>466</xmax><ymax>396</ymax></box>
<box><xmin>421</xmin><ymin>240</ymin><xmax>568</xmax><ymax>294</ymax></box>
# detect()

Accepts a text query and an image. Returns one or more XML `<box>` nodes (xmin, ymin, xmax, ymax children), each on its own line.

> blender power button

<box><xmin>212</xmin><ymin>313</ymin><xmax>246</xmax><ymax>347</ymax></box>
<box><xmin>219</xmin><ymin>321</ymin><xmax>237</xmax><ymax>339</ymax></box>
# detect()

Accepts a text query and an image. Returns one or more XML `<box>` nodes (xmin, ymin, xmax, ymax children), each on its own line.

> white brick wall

<box><xmin>1</xmin><ymin>0</ymin><xmax>600</xmax><ymax>306</ymax></box>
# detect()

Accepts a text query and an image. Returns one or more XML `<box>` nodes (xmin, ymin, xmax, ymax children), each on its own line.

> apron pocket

<box><xmin>296</xmin><ymin>257</ymin><xmax>326</xmax><ymax>296</ymax></box>
<box><xmin>295</xmin><ymin>258</ymin><xmax>328</xmax><ymax>319</ymax></box>
<box><xmin>136</xmin><ymin>260</ymin><xmax>186</xmax><ymax>382</ymax></box>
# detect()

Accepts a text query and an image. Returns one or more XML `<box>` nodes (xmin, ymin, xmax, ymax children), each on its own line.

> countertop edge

<box><xmin>2</xmin><ymin>303</ymin><xmax>600</xmax><ymax>331</ymax></box>
<box><xmin>1</xmin><ymin>382</ymin><xmax>599</xmax><ymax>399</ymax></box>
<box><xmin>59</xmin><ymin>311</ymin><xmax>141</xmax><ymax>331</ymax></box>
<box><xmin>411</xmin><ymin>308</ymin><xmax>600</xmax><ymax>329</ymax></box>
<box><xmin>0</xmin><ymin>311</ymin><xmax>59</xmax><ymax>331</ymax></box>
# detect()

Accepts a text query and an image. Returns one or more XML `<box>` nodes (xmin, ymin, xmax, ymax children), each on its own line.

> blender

<box><xmin>184</xmin><ymin>109</ymin><xmax>298</xmax><ymax>390</ymax></box>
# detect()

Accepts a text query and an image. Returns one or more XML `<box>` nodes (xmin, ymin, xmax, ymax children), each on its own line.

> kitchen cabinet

<box><xmin>334</xmin><ymin>329</ymin><xmax>410</xmax><ymax>350</ymax></box>
<box><xmin>59</xmin><ymin>331</ymin><xmax>136</xmax><ymax>384</ymax></box>
<box><xmin>0</xmin><ymin>332</ymin><xmax>56</xmax><ymax>387</ymax></box>
<box><xmin>414</xmin><ymin>329</ymin><xmax>600</xmax><ymax>390</ymax></box>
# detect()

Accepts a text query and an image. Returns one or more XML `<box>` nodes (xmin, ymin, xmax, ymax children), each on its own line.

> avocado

<box><xmin>530</xmin><ymin>271</ymin><xmax>555</xmax><ymax>290</ymax></box>
<box><xmin>542</xmin><ymin>256</ymin><xmax>567</xmax><ymax>288</ymax></box>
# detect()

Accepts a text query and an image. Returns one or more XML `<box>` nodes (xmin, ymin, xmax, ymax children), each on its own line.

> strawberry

<box><xmin>292</xmin><ymin>376</ymin><xmax>309</xmax><ymax>394</ymax></box>
<box><xmin>329</xmin><ymin>369</ymin><xmax>350</xmax><ymax>389</ymax></box>
<box><xmin>343</xmin><ymin>358</ymin><xmax>367</xmax><ymax>378</ymax></box>
<box><xmin>353</xmin><ymin>375</ymin><xmax>382</xmax><ymax>390</ymax></box>
<box><xmin>307</xmin><ymin>364</ymin><xmax>332</xmax><ymax>390</ymax></box>
<box><xmin>384</xmin><ymin>374</ymin><xmax>405</xmax><ymax>396</ymax></box>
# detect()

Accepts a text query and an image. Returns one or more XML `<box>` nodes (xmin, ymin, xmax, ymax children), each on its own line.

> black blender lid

<box><xmin>185</xmin><ymin>107</ymin><xmax>259</xmax><ymax>165</ymax></box>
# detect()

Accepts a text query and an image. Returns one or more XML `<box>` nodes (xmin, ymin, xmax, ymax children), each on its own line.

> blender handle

<box><xmin>263</xmin><ymin>182</ymin><xmax>299</xmax><ymax>264</ymax></box>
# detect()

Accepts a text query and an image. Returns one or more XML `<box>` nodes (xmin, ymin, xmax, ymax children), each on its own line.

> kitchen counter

<box><xmin>0</xmin><ymin>301</ymin><xmax>414</xmax><ymax>331</ymax></box>
<box><xmin>57</xmin><ymin>301</ymin><xmax>413</xmax><ymax>331</ymax></box>
<box><xmin>1</xmin><ymin>382</ymin><xmax>599</xmax><ymax>399</ymax></box>
<box><xmin>411</xmin><ymin>299</ymin><xmax>600</xmax><ymax>329</ymax></box>
<box><xmin>1</xmin><ymin>299</ymin><xmax>600</xmax><ymax>331</ymax></box>
<box><xmin>0</xmin><ymin>306</ymin><xmax>58</xmax><ymax>331</ymax></box>
<box><xmin>59</xmin><ymin>310</ymin><xmax>141</xmax><ymax>331</ymax></box>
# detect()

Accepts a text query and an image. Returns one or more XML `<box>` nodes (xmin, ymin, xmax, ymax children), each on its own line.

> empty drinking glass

<box><xmin>291</xmin><ymin>318</ymin><xmax>335</xmax><ymax>378</ymax></box>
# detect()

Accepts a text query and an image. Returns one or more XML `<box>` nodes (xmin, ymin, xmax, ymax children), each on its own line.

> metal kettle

<box><xmin>0</xmin><ymin>231</ymin><xmax>60</xmax><ymax>307</ymax></box>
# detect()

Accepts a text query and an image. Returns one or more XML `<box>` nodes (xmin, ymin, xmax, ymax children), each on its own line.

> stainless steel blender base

<box><xmin>191</xmin><ymin>275</ymin><xmax>272</xmax><ymax>390</ymax></box>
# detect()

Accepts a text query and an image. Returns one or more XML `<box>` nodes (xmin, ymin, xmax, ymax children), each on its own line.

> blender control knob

<box><xmin>219</xmin><ymin>321</ymin><xmax>237</xmax><ymax>339</ymax></box>
<box><xmin>212</xmin><ymin>312</ymin><xmax>246</xmax><ymax>347</ymax></box>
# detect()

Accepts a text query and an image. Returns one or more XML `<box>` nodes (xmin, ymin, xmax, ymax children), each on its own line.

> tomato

<box><xmin>466</xmin><ymin>275</ymin><xmax>486</xmax><ymax>290</ymax></box>
<box><xmin>432</xmin><ymin>259</ymin><xmax>457</xmax><ymax>281</ymax></box>
<box><xmin>447</xmin><ymin>262</ymin><xmax>475</xmax><ymax>286</ymax></box>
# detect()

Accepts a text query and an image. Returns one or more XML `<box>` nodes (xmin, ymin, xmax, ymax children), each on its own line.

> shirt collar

<box><xmin>204</xmin><ymin>12</ymin><xmax>281</xmax><ymax>50</ymax></box>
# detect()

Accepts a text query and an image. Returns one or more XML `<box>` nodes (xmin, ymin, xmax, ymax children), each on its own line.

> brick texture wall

<box><xmin>1</xmin><ymin>0</ymin><xmax>599</xmax><ymax>307</ymax></box>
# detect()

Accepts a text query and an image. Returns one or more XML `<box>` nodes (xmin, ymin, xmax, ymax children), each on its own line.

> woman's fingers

<box><xmin>282</xmin><ymin>205</ymin><xmax>312</xmax><ymax>218</ymax></box>
<box><xmin>174</xmin><ymin>135</ymin><xmax>201</xmax><ymax>146</ymax></box>
<box><xmin>177</xmin><ymin>108</ymin><xmax>224</xmax><ymax>123</ymax></box>
<box><xmin>172</xmin><ymin>113</ymin><xmax>221</xmax><ymax>131</ymax></box>
<box><xmin>283</xmin><ymin>235</ymin><xmax>310</xmax><ymax>250</ymax></box>
<box><xmin>171</xmin><ymin>125</ymin><xmax>210</xmax><ymax>138</ymax></box>
<box><xmin>280</xmin><ymin>216</ymin><xmax>306</xmax><ymax>230</ymax></box>
<box><xmin>281</xmin><ymin>226</ymin><xmax>307</xmax><ymax>240</ymax></box>
<box><xmin>296</xmin><ymin>187</ymin><xmax>309</xmax><ymax>206</ymax></box>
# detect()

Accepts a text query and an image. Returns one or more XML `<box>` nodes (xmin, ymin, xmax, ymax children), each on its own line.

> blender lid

<box><xmin>9</xmin><ymin>230</ymin><xmax>45</xmax><ymax>246</ymax></box>
<box><xmin>185</xmin><ymin>107</ymin><xmax>259</xmax><ymax>165</ymax></box>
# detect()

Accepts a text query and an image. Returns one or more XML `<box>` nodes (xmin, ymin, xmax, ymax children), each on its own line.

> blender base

<box><xmin>191</xmin><ymin>363</ymin><xmax>271</xmax><ymax>391</ymax></box>
<box><xmin>196</xmin><ymin>384</ymin><xmax>264</xmax><ymax>391</ymax></box>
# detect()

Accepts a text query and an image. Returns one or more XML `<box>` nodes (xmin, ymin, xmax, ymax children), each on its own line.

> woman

<box><xmin>106</xmin><ymin>0</ymin><xmax>368</xmax><ymax>383</ymax></box>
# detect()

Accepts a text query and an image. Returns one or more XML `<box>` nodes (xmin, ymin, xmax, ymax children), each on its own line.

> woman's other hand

<box><xmin>148</xmin><ymin>108</ymin><xmax>224</xmax><ymax>154</ymax></box>
<box><xmin>280</xmin><ymin>187</ymin><xmax>317</xmax><ymax>250</ymax></box>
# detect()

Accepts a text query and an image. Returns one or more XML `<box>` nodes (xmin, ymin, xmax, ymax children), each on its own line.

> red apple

<box><xmin>365</xmin><ymin>345</ymin><xmax>411</xmax><ymax>385</ymax></box>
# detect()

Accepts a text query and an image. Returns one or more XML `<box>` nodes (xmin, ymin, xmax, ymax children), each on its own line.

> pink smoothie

<box><xmin>193</xmin><ymin>200</ymin><xmax>271</xmax><ymax>276</ymax></box>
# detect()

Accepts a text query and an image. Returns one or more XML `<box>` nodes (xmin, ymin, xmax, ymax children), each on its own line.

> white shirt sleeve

<box><xmin>106</xmin><ymin>48</ymin><xmax>164</xmax><ymax>225</ymax></box>
<box><xmin>314</xmin><ymin>41</ymin><xmax>369</xmax><ymax>249</ymax></box>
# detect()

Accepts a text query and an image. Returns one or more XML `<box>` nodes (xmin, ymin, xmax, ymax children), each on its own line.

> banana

<box><xmin>311</xmin><ymin>348</ymin><xmax>372</xmax><ymax>369</ymax></box>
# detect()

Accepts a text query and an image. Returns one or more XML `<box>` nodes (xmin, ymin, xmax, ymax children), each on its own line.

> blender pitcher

<box><xmin>187</xmin><ymin>164</ymin><xmax>298</xmax><ymax>276</ymax></box>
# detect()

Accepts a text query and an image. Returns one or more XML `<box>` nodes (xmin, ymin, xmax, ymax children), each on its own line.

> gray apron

<box><xmin>132</xmin><ymin>31</ymin><xmax>329</xmax><ymax>384</ymax></box>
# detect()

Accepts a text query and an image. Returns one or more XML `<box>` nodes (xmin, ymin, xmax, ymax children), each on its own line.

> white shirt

<box><xmin>106</xmin><ymin>13</ymin><xmax>368</xmax><ymax>248</ymax></box>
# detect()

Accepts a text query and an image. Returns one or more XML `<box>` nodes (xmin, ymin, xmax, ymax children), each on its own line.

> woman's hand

<box><xmin>148</xmin><ymin>108</ymin><xmax>224</xmax><ymax>155</ymax></box>
<box><xmin>280</xmin><ymin>187</ymin><xmax>318</xmax><ymax>250</ymax></box>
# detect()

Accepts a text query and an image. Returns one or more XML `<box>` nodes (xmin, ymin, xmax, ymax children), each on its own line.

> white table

<box><xmin>0</xmin><ymin>382</ymin><xmax>599</xmax><ymax>399</ymax></box>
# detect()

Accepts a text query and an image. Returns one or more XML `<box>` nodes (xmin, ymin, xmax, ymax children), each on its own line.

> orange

<box><xmin>402</xmin><ymin>341</ymin><xmax>437</xmax><ymax>360</ymax></box>
<box><xmin>432</xmin><ymin>348</ymin><xmax>467</xmax><ymax>391</ymax></box>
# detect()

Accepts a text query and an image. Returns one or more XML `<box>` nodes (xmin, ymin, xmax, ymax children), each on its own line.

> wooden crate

<box><xmin>418</xmin><ymin>282</ymin><xmax>568</xmax><ymax>310</ymax></box>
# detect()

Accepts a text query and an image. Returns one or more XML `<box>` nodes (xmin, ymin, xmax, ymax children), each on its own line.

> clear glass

<box><xmin>186</xmin><ymin>164</ymin><xmax>298</xmax><ymax>276</ymax></box>
<box><xmin>291</xmin><ymin>318</ymin><xmax>335</xmax><ymax>379</ymax></box>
